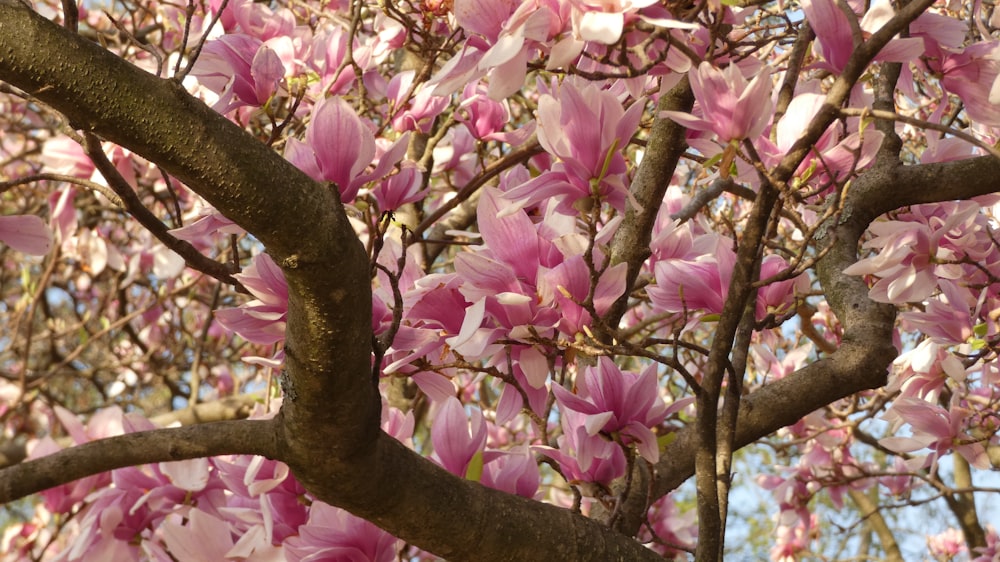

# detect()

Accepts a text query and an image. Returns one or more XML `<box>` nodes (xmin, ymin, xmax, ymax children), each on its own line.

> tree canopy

<box><xmin>1</xmin><ymin>0</ymin><xmax>999</xmax><ymax>560</ymax></box>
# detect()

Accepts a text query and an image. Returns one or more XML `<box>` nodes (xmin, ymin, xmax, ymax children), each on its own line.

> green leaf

<box><xmin>465</xmin><ymin>450</ymin><xmax>484</xmax><ymax>482</ymax></box>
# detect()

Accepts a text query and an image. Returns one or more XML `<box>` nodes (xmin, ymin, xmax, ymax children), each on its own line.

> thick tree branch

<box><xmin>0</xmin><ymin>419</ymin><xmax>280</xmax><ymax>503</ymax></box>
<box><xmin>0</xmin><ymin>5</ymin><xmax>669</xmax><ymax>560</ymax></box>
<box><xmin>605</xmin><ymin>76</ymin><xmax>693</xmax><ymax>328</ymax></box>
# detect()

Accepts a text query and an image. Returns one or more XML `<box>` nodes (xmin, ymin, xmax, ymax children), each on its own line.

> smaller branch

<box><xmin>81</xmin><ymin>132</ymin><xmax>244</xmax><ymax>290</ymax></box>
<box><xmin>848</xmin><ymin>488</ymin><xmax>904</xmax><ymax>562</ymax></box>
<box><xmin>412</xmin><ymin>137</ymin><xmax>542</xmax><ymax>237</ymax></box>
<box><xmin>840</xmin><ymin>107</ymin><xmax>1000</xmax><ymax>161</ymax></box>
<box><xmin>0</xmin><ymin>173</ymin><xmax>123</xmax><ymax>205</ymax></box>
<box><xmin>0</xmin><ymin>419</ymin><xmax>280</xmax><ymax>504</ymax></box>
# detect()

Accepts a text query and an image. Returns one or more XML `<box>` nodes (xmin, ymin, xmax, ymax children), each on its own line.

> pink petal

<box><xmin>0</xmin><ymin>215</ymin><xmax>53</xmax><ymax>255</ymax></box>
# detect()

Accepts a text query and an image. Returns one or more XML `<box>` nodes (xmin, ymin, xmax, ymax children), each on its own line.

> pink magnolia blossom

<box><xmin>926</xmin><ymin>41</ymin><xmax>1000</xmax><ymax>126</ymax></box>
<box><xmin>927</xmin><ymin>528</ymin><xmax>968</xmax><ymax>559</ymax></box>
<box><xmin>568</xmin><ymin>0</ymin><xmax>658</xmax><ymax>45</ymax></box>
<box><xmin>537</xmin><ymin>408</ymin><xmax>627</xmax><ymax>487</ymax></box>
<box><xmin>283</xmin><ymin>502</ymin><xmax>398</xmax><ymax>562</ymax></box>
<box><xmin>215</xmin><ymin>253</ymin><xmax>288</xmax><ymax>345</ymax></box>
<box><xmin>285</xmin><ymin>97</ymin><xmax>375</xmax><ymax>201</ymax></box>
<box><xmin>0</xmin><ymin>214</ymin><xmax>52</xmax><ymax>255</ymax></box>
<box><xmin>481</xmin><ymin>447</ymin><xmax>540</xmax><ymax>498</ymax></box>
<box><xmin>843</xmin><ymin>202</ymin><xmax>983</xmax><ymax>304</ymax></box>
<box><xmin>662</xmin><ymin>61</ymin><xmax>773</xmax><ymax>143</ymax></box>
<box><xmin>286</xmin><ymin>98</ymin><xmax>410</xmax><ymax>202</ymax></box>
<box><xmin>387</xmin><ymin>70</ymin><xmax>449</xmax><ymax>133</ymax></box>
<box><xmin>800</xmin><ymin>0</ymin><xmax>923</xmax><ymax>74</ymax></box>
<box><xmin>648</xmin><ymin>235</ymin><xmax>736</xmax><ymax>317</ymax></box>
<box><xmin>434</xmin><ymin>0</ymin><xmax>557</xmax><ymax>99</ymax></box>
<box><xmin>431</xmin><ymin>397</ymin><xmax>488</xmax><ymax>477</ymax></box>
<box><xmin>309</xmin><ymin>26</ymin><xmax>356</xmax><ymax>96</ymax></box>
<box><xmin>552</xmin><ymin>357</ymin><xmax>668</xmax><ymax>463</ymax></box>
<box><xmin>638</xmin><ymin>495</ymin><xmax>698</xmax><ymax>558</ymax></box>
<box><xmin>503</xmin><ymin>80</ymin><xmax>643</xmax><ymax>213</ymax></box>
<box><xmin>760</xmin><ymin>92</ymin><xmax>884</xmax><ymax>187</ymax></box>
<box><xmin>192</xmin><ymin>34</ymin><xmax>290</xmax><ymax>113</ymax></box>
<box><xmin>880</xmin><ymin>396</ymin><xmax>990</xmax><ymax>470</ymax></box>
<box><xmin>369</xmin><ymin>160</ymin><xmax>425</xmax><ymax>212</ymax></box>
<box><xmin>888</xmin><ymin>339</ymin><xmax>968</xmax><ymax>402</ymax></box>
<box><xmin>457</xmin><ymin>82</ymin><xmax>510</xmax><ymax>140</ymax></box>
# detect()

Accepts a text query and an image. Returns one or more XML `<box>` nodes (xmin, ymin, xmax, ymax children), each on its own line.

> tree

<box><xmin>1</xmin><ymin>0</ymin><xmax>999</xmax><ymax>559</ymax></box>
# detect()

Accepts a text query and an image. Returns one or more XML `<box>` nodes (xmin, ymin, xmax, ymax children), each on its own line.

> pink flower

<box><xmin>927</xmin><ymin>528</ymin><xmax>968</xmax><ymax>559</ymax></box>
<box><xmin>662</xmin><ymin>61</ymin><xmax>772</xmax><ymax>143</ymax></box>
<box><xmin>569</xmin><ymin>0</ymin><xmax>659</xmax><ymax>45</ymax></box>
<box><xmin>285</xmin><ymin>98</ymin><xmax>410</xmax><ymax>203</ymax></box>
<box><xmin>481</xmin><ymin>447</ymin><xmax>540</xmax><ymax>498</ymax></box>
<box><xmin>537</xmin><ymin>409</ymin><xmax>627</xmax><ymax>487</ymax></box>
<box><xmin>283</xmin><ymin>502</ymin><xmax>398</xmax><ymax>562</ymax></box>
<box><xmin>757</xmin><ymin>255</ymin><xmax>809</xmax><ymax>320</ymax></box>
<box><xmin>369</xmin><ymin>160</ymin><xmax>425</xmax><ymax>212</ymax></box>
<box><xmin>0</xmin><ymin>214</ymin><xmax>52</xmax><ymax>255</ymax></box>
<box><xmin>648</xmin><ymin>236</ymin><xmax>735</xmax><ymax>316</ymax></box>
<box><xmin>843</xmin><ymin>203</ymin><xmax>981</xmax><ymax>304</ymax></box>
<box><xmin>880</xmin><ymin>396</ymin><xmax>990</xmax><ymax>470</ymax></box>
<box><xmin>285</xmin><ymin>97</ymin><xmax>375</xmax><ymax>201</ymax></box>
<box><xmin>800</xmin><ymin>0</ymin><xmax>923</xmax><ymax>74</ymax></box>
<box><xmin>538</xmin><ymin>255</ymin><xmax>627</xmax><ymax>336</ymax></box>
<box><xmin>552</xmin><ymin>357</ymin><xmax>668</xmax><ymax>463</ymax></box>
<box><xmin>929</xmin><ymin>41</ymin><xmax>1000</xmax><ymax>126</ymax></box>
<box><xmin>192</xmin><ymin>34</ymin><xmax>290</xmax><ymax>113</ymax></box>
<box><xmin>457</xmin><ymin>82</ymin><xmax>509</xmax><ymax>140</ymax></box>
<box><xmin>387</xmin><ymin>71</ymin><xmax>449</xmax><ymax>133</ymax></box>
<box><xmin>431</xmin><ymin>397</ymin><xmax>488</xmax><ymax>477</ymax></box>
<box><xmin>503</xmin><ymin>80</ymin><xmax>642</xmax><ymax>212</ymax></box>
<box><xmin>215</xmin><ymin>253</ymin><xmax>288</xmax><ymax>345</ymax></box>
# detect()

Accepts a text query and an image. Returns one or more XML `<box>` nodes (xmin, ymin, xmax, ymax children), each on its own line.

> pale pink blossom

<box><xmin>192</xmin><ymin>34</ymin><xmax>290</xmax><ymax>113</ymax></box>
<box><xmin>431</xmin><ymin>397</ymin><xmax>488</xmax><ymax>477</ymax></box>
<box><xmin>801</xmin><ymin>0</ymin><xmax>923</xmax><ymax>74</ymax></box>
<box><xmin>552</xmin><ymin>357</ymin><xmax>669</xmax><ymax>463</ymax></box>
<box><xmin>844</xmin><ymin>202</ymin><xmax>983</xmax><ymax>304</ymax></box>
<box><xmin>0</xmin><ymin>214</ymin><xmax>53</xmax><ymax>255</ymax></box>
<box><xmin>215</xmin><ymin>253</ymin><xmax>288</xmax><ymax>345</ymax></box>
<box><xmin>503</xmin><ymin>80</ymin><xmax>643</xmax><ymax>213</ymax></box>
<box><xmin>283</xmin><ymin>502</ymin><xmax>398</xmax><ymax>562</ymax></box>
<box><xmin>662</xmin><ymin>61</ymin><xmax>773</xmax><ymax>143</ymax></box>
<box><xmin>880</xmin><ymin>396</ymin><xmax>990</xmax><ymax>470</ymax></box>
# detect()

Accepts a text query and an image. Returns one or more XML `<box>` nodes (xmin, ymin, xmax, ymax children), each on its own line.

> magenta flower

<box><xmin>503</xmin><ymin>80</ymin><xmax>643</xmax><ymax>212</ymax></box>
<box><xmin>881</xmin><ymin>396</ymin><xmax>990</xmax><ymax>470</ymax></box>
<box><xmin>369</xmin><ymin>160</ymin><xmax>425</xmax><ymax>212</ymax></box>
<box><xmin>842</xmin><ymin>203</ymin><xmax>980</xmax><ymax>304</ymax></box>
<box><xmin>431</xmin><ymin>397</ymin><xmax>488</xmax><ymax>477</ymax></box>
<box><xmin>215</xmin><ymin>253</ymin><xmax>288</xmax><ymax>345</ymax></box>
<box><xmin>801</xmin><ymin>0</ymin><xmax>923</xmax><ymax>74</ymax></box>
<box><xmin>192</xmin><ymin>34</ymin><xmax>289</xmax><ymax>113</ymax></box>
<box><xmin>286</xmin><ymin>98</ymin><xmax>410</xmax><ymax>203</ymax></box>
<box><xmin>283</xmin><ymin>502</ymin><xmax>398</xmax><ymax>562</ymax></box>
<box><xmin>457</xmin><ymin>82</ymin><xmax>510</xmax><ymax>140</ymax></box>
<box><xmin>552</xmin><ymin>357</ymin><xmax>668</xmax><ymax>463</ymax></box>
<box><xmin>537</xmin><ymin>409</ymin><xmax>627</xmax><ymax>487</ymax></box>
<box><xmin>929</xmin><ymin>41</ymin><xmax>1000</xmax><ymax>126</ymax></box>
<box><xmin>648</xmin><ymin>236</ymin><xmax>735</xmax><ymax>316</ymax></box>
<box><xmin>538</xmin><ymin>255</ymin><xmax>626</xmax><ymax>336</ymax></box>
<box><xmin>481</xmin><ymin>447</ymin><xmax>540</xmax><ymax>498</ymax></box>
<box><xmin>899</xmin><ymin>280</ymin><xmax>975</xmax><ymax>345</ymax></box>
<box><xmin>662</xmin><ymin>61</ymin><xmax>772</xmax><ymax>143</ymax></box>
<box><xmin>0</xmin><ymin>214</ymin><xmax>52</xmax><ymax>255</ymax></box>
<box><xmin>284</xmin><ymin>97</ymin><xmax>375</xmax><ymax>201</ymax></box>
<box><xmin>387</xmin><ymin>70</ymin><xmax>449</xmax><ymax>134</ymax></box>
